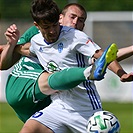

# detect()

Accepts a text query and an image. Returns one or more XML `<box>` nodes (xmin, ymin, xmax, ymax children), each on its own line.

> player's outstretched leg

<box><xmin>88</xmin><ymin>43</ymin><xmax>118</xmax><ymax>80</ymax></box>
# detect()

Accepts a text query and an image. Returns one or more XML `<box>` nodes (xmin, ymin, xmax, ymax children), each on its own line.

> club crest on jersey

<box><xmin>58</xmin><ymin>43</ymin><xmax>63</xmax><ymax>53</ymax></box>
<box><xmin>39</xmin><ymin>47</ymin><xmax>44</xmax><ymax>52</ymax></box>
<box><xmin>47</xmin><ymin>61</ymin><xmax>61</xmax><ymax>72</ymax></box>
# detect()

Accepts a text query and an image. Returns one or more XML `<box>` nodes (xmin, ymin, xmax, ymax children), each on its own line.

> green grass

<box><xmin>0</xmin><ymin>102</ymin><xmax>23</xmax><ymax>133</ymax></box>
<box><xmin>0</xmin><ymin>102</ymin><xmax>133</xmax><ymax>133</ymax></box>
<box><xmin>102</xmin><ymin>102</ymin><xmax>133</xmax><ymax>133</ymax></box>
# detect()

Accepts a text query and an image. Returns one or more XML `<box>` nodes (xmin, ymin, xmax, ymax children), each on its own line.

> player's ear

<box><xmin>59</xmin><ymin>14</ymin><xmax>63</xmax><ymax>25</ymax></box>
<box><xmin>34</xmin><ymin>21</ymin><xmax>39</xmax><ymax>29</ymax></box>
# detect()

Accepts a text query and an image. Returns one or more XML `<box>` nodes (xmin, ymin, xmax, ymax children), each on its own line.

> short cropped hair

<box><xmin>61</xmin><ymin>3</ymin><xmax>87</xmax><ymax>21</ymax></box>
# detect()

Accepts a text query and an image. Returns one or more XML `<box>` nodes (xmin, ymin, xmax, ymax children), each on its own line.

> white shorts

<box><xmin>29</xmin><ymin>101</ymin><xmax>102</xmax><ymax>133</ymax></box>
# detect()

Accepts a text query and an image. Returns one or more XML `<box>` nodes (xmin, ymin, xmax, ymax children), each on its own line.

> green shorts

<box><xmin>6</xmin><ymin>57</ymin><xmax>51</xmax><ymax>122</ymax></box>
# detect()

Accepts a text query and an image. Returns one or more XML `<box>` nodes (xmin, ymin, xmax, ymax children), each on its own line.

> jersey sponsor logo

<box><xmin>58</xmin><ymin>42</ymin><xmax>63</xmax><ymax>53</ymax></box>
<box><xmin>47</xmin><ymin>61</ymin><xmax>61</xmax><ymax>72</ymax></box>
<box><xmin>86</xmin><ymin>38</ymin><xmax>94</xmax><ymax>44</ymax></box>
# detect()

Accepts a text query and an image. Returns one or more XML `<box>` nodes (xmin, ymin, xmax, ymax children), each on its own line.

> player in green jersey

<box><xmin>0</xmin><ymin>3</ymin><xmax>88</xmax><ymax>123</ymax></box>
<box><xmin>17</xmin><ymin>0</ymin><xmax>132</xmax><ymax>132</ymax></box>
<box><xmin>2</xmin><ymin>21</ymin><xmax>119</xmax><ymax>123</ymax></box>
<box><xmin>0</xmin><ymin>1</ymin><xmax>133</xmax><ymax>126</ymax></box>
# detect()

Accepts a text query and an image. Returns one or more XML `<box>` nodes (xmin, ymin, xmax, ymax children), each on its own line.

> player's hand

<box><xmin>120</xmin><ymin>72</ymin><xmax>133</xmax><ymax>82</ymax></box>
<box><xmin>4</xmin><ymin>24</ymin><xmax>20</xmax><ymax>46</ymax></box>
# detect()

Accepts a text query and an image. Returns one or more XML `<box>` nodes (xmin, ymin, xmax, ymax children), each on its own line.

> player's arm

<box><xmin>91</xmin><ymin>45</ymin><xmax>133</xmax><ymax>63</ymax></box>
<box><xmin>0</xmin><ymin>45</ymin><xmax>5</xmax><ymax>54</ymax></box>
<box><xmin>0</xmin><ymin>25</ymin><xmax>38</xmax><ymax>70</ymax></box>
<box><xmin>14</xmin><ymin>25</ymin><xmax>39</xmax><ymax>56</ymax></box>
<box><xmin>0</xmin><ymin>24</ymin><xmax>21</xmax><ymax>70</ymax></box>
<box><xmin>14</xmin><ymin>42</ymin><xmax>35</xmax><ymax>57</ymax></box>
<box><xmin>116</xmin><ymin>45</ymin><xmax>133</xmax><ymax>61</ymax></box>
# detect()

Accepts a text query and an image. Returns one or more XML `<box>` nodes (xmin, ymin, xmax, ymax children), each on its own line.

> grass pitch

<box><xmin>0</xmin><ymin>102</ymin><xmax>133</xmax><ymax>133</ymax></box>
<box><xmin>0</xmin><ymin>102</ymin><xmax>23</xmax><ymax>133</ymax></box>
<box><xmin>102</xmin><ymin>102</ymin><xmax>133</xmax><ymax>133</ymax></box>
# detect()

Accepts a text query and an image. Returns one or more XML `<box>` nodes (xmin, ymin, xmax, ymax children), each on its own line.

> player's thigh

<box><xmin>29</xmin><ymin>102</ymin><xmax>102</xmax><ymax>133</ymax></box>
<box><xmin>6</xmin><ymin>69</ymin><xmax>46</xmax><ymax>105</ymax></box>
<box><xmin>29</xmin><ymin>103</ymin><xmax>73</xmax><ymax>133</ymax></box>
<box><xmin>5</xmin><ymin>69</ymin><xmax>51</xmax><ymax>122</ymax></box>
<box><xmin>19</xmin><ymin>119</ymin><xmax>53</xmax><ymax>133</ymax></box>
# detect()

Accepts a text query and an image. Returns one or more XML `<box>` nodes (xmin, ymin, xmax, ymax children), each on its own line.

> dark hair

<box><xmin>30</xmin><ymin>0</ymin><xmax>60</xmax><ymax>24</ymax></box>
<box><xmin>62</xmin><ymin>3</ymin><xmax>87</xmax><ymax>21</ymax></box>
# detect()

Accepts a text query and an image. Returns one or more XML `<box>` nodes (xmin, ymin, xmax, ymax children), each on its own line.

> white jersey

<box><xmin>30</xmin><ymin>26</ymin><xmax>102</xmax><ymax>111</ymax></box>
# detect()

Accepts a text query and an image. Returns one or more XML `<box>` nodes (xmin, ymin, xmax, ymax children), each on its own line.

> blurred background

<box><xmin>0</xmin><ymin>0</ymin><xmax>133</xmax><ymax>132</ymax></box>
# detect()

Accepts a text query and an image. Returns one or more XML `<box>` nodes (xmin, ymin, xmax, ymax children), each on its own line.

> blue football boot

<box><xmin>89</xmin><ymin>43</ymin><xmax>118</xmax><ymax>80</ymax></box>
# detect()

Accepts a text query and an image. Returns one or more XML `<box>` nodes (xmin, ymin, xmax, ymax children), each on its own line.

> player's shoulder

<box><xmin>22</xmin><ymin>26</ymin><xmax>39</xmax><ymax>37</ymax></box>
<box><xmin>61</xmin><ymin>26</ymin><xmax>88</xmax><ymax>38</ymax></box>
<box><xmin>31</xmin><ymin>32</ymin><xmax>43</xmax><ymax>42</ymax></box>
<box><xmin>61</xmin><ymin>26</ymin><xmax>74</xmax><ymax>31</ymax></box>
<box><xmin>17</xmin><ymin>26</ymin><xmax>40</xmax><ymax>45</ymax></box>
<box><xmin>26</xmin><ymin>26</ymin><xmax>38</xmax><ymax>32</ymax></box>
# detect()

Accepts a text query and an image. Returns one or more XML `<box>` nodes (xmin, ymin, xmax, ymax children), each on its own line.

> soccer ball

<box><xmin>86</xmin><ymin>110</ymin><xmax>120</xmax><ymax>133</ymax></box>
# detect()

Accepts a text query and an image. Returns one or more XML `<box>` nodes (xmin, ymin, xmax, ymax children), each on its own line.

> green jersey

<box><xmin>17</xmin><ymin>26</ymin><xmax>39</xmax><ymax>45</ymax></box>
<box><xmin>6</xmin><ymin>26</ymin><xmax>51</xmax><ymax>122</ymax></box>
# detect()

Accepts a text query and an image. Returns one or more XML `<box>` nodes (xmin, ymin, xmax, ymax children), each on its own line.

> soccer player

<box><xmin>2</xmin><ymin>24</ymin><xmax>115</xmax><ymax>123</ymax></box>
<box><xmin>0</xmin><ymin>2</ymin><xmax>132</xmax><ymax>126</ymax></box>
<box><xmin>1</xmin><ymin>24</ymin><xmax>117</xmax><ymax>122</ymax></box>
<box><xmin>0</xmin><ymin>3</ymin><xmax>90</xmax><ymax>123</ymax></box>
<box><xmin>59</xmin><ymin>3</ymin><xmax>133</xmax><ymax>61</ymax></box>
<box><xmin>13</xmin><ymin>0</ymin><xmax>132</xmax><ymax>133</ymax></box>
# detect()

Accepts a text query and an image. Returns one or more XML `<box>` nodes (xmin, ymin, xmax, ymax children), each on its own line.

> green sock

<box><xmin>48</xmin><ymin>67</ymin><xmax>87</xmax><ymax>90</ymax></box>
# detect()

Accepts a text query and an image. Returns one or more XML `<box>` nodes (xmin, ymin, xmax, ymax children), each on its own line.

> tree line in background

<box><xmin>0</xmin><ymin>0</ymin><xmax>133</xmax><ymax>19</ymax></box>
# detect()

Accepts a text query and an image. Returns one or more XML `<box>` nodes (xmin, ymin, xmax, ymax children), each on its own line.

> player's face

<box><xmin>59</xmin><ymin>5</ymin><xmax>86</xmax><ymax>31</ymax></box>
<box><xmin>34</xmin><ymin>21</ymin><xmax>60</xmax><ymax>43</ymax></box>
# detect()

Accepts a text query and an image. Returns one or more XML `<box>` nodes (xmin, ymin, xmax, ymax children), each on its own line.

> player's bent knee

<box><xmin>38</xmin><ymin>72</ymin><xmax>58</xmax><ymax>95</ymax></box>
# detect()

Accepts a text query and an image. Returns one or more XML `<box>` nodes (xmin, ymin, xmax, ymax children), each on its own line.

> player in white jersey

<box><xmin>1</xmin><ymin>3</ymin><xmax>103</xmax><ymax>124</ymax></box>
<box><xmin>29</xmin><ymin>25</ymin><xmax>102</xmax><ymax>110</ymax></box>
<box><xmin>16</xmin><ymin>0</ymin><xmax>133</xmax><ymax>133</ymax></box>
<box><xmin>1</xmin><ymin>23</ymin><xmax>108</xmax><ymax>123</ymax></box>
<box><xmin>1</xmin><ymin>1</ymin><xmax>133</xmax><ymax>132</ymax></box>
<box><xmin>1</xmin><ymin>1</ymin><xmax>133</xmax><ymax>133</ymax></box>
<box><xmin>0</xmin><ymin>3</ymin><xmax>88</xmax><ymax>123</ymax></box>
<box><xmin>30</xmin><ymin>26</ymin><xmax>100</xmax><ymax>71</ymax></box>
<box><xmin>2</xmin><ymin>23</ymin><xmax>114</xmax><ymax>123</ymax></box>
